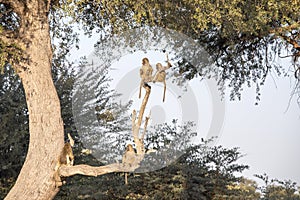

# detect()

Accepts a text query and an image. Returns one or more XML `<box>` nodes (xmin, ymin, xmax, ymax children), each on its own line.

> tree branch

<box><xmin>282</xmin><ymin>35</ymin><xmax>300</xmax><ymax>50</ymax></box>
<box><xmin>141</xmin><ymin>113</ymin><xmax>150</xmax><ymax>141</ymax></box>
<box><xmin>269</xmin><ymin>22</ymin><xmax>300</xmax><ymax>52</ymax></box>
<box><xmin>59</xmin><ymin>163</ymin><xmax>138</xmax><ymax>177</ymax></box>
<box><xmin>131</xmin><ymin>109</ymin><xmax>137</xmax><ymax>133</ymax></box>
<box><xmin>136</xmin><ymin>83</ymin><xmax>151</xmax><ymax>128</ymax></box>
<box><xmin>133</xmin><ymin>83</ymin><xmax>151</xmax><ymax>155</ymax></box>
<box><xmin>58</xmin><ymin>83</ymin><xmax>152</xmax><ymax>180</ymax></box>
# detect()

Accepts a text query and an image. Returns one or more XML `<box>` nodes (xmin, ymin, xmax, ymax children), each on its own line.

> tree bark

<box><xmin>5</xmin><ymin>1</ymin><xmax>64</xmax><ymax>199</ymax></box>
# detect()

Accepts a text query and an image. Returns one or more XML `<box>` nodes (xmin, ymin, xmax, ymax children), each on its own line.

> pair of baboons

<box><xmin>139</xmin><ymin>56</ymin><xmax>172</xmax><ymax>102</ymax></box>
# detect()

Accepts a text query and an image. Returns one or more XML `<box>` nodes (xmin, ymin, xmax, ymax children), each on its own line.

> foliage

<box><xmin>49</xmin><ymin>0</ymin><xmax>300</xmax><ymax>101</ymax></box>
<box><xmin>179</xmin><ymin>143</ymin><xmax>249</xmax><ymax>199</ymax></box>
<box><xmin>55</xmin><ymin>138</ymin><xmax>250</xmax><ymax>200</ymax></box>
<box><xmin>255</xmin><ymin>173</ymin><xmax>300</xmax><ymax>200</ymax></box>
<box><xmin>137</xmin><ymin>120</ymin><xmax>196</xmax><ymax>172</ymax></box>
<box><xmin>225</xmin><ymin>177</ymin><xmax>261</xmax><ymax>200</ymax></box>
<box><xmin>72</xmin><ymin>59</ymin><xmax>132</xmax><ymax>164</ymax></box>
<box><xmin>0</xmin><ymin>64</ymin><xmax>28</xmax><ymax>199</ymax></box>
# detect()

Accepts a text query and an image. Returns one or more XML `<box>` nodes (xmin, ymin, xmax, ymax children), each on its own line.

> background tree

<box><xmin>0</xmin><ymin>62</ymin><xmax>76</xmax><ymax>199</ymax></box>
<box><xmin>0</xmin><ymin>64</ymin><xmax>28</xmax><ymax>199</ymax></box>
<box><xmin>225</xmin><ymin>177</ymin><xmax>261</xmax><ymax>200</ymax></box>
<box><xmin>53</xmin><ymin>137</ymin><xmax>250</xmax><ymax>200</ymax></box>
<box><xmin>255</xmin><ymin>174</ymin><xmax>300</xmax><ymax>200</ymax></box>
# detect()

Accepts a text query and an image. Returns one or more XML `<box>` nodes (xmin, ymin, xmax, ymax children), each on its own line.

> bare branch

<box><xmin>58</xmin><ymin>163</ymin><xmax>139</xmax><ymax>177</ymax></box>
<box><xmin>141</xmin><ymin>113</ymin><xmax>151</xmax><ymax>141</ymax></box>
<box><xmin>67</xmin><ymin>133</ymin><xmax>74</xmax><ymax>147</ymax></box>
<box><xmin>279</xmin><ymin>54</ymin><xmax>294</xmax><ymax>59</ymax></box>
<box><xmin>131</xmin><ymin>109</ymin><xmax>137</xmax><ymax>133</ymax></box>
<box><xmin>136</xmin><ymin>84</ymin><xmax>151</xmax><ymax>128</ymax></box>
<box><xmin>132</xmin><ymin>84</ymin><xmax>151</xmax><ymax>154</ymax></box>
<box><xmin>295</xmin><ymin>67</ymin><xmax>300</xmax><ymax>80</ymax></box>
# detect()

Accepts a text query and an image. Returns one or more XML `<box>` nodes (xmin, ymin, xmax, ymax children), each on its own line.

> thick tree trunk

<box><xmin>5</xmin><ymin>3</ymin><xmax>64</xmax><ymax>200</ymax></box>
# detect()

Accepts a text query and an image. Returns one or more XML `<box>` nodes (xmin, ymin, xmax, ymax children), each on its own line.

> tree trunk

<box><xmin>5</xmin><ymin>2</ymin><xmax>64</xmax><ymax>200</ymax></box>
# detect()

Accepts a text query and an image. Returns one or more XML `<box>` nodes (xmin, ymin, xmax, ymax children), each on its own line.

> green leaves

<box><xmin>255</xmin><ymin>173</ymin><xmax>300</xmax><ymax>200</ymax></box>
<box><xmin>0</xmin><ymin>64</ymin><xmax>28</xmax><ymax>199</ymax></box>
<box><xmin>0</xmin><ymin>41</ymin><xmax>24</xmax><ymax>74</ymax></box>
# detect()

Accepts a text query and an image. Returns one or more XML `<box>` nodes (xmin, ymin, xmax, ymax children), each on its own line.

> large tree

<box><xmin>1</xmin><ymin>0</ymin><xmax>299</xmax><ymax>199</ymax></box>
<box><xmin>1</xmin><ymin>2</ymin><xmax>156</xmax><ymax>199</ymax></box>
<box><xmin>0</xmin><ymin>1</ymin><xmax>66</xmax><ymax>199</ymax></box>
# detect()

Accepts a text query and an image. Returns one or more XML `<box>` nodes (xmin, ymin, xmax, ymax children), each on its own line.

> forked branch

<box><xmin>57</xmin><ymin>83</ymin><xmax>152</xmax><ymax>182</ymax></box>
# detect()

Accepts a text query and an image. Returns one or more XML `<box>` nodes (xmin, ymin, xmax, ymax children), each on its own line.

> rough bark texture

<box><xmin>5</xmin><ymin>1</ymin><xmax>64</xmax><ymax>199</ymax></box>
<box><xmin>59</xmin><ymin>163</ymin><xmax>135</xmax><ymax>177</ymax></box>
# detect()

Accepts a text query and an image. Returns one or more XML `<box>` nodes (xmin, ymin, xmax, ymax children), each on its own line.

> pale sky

<box><xmin>70</xmin><ymin>32</ymin><xmax>300</xmax><ymax>185</ymax></box>
<box><xmin>220</xmin><ymin>72</ymin><xmax>300</xmax><ymax>184</ymax></box>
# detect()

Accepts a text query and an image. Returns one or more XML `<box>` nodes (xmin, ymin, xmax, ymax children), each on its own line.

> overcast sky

<box><xmin>219</xmin><ymin>71</ymin><xmax>300</xmax><ymax>184</ymax></box>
